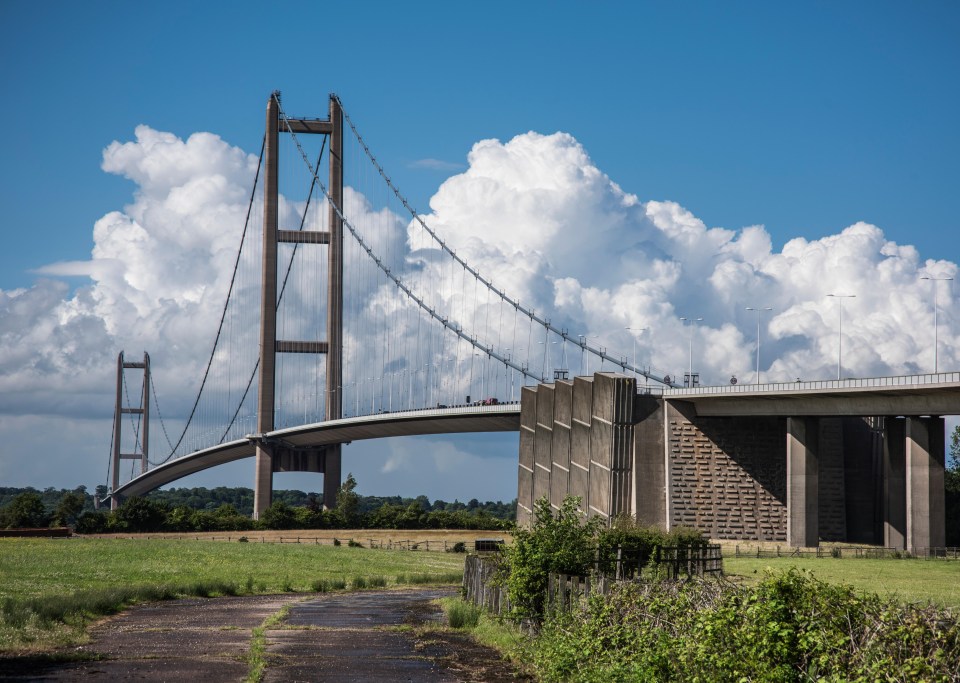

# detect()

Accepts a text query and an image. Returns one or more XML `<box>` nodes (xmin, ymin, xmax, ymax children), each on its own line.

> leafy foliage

<box><xmin>504</xmin><ymin>496</ymin><xmax>601</xmax><ymax>622</ymax></box>
<box><xmin>0</xmin><ymin>492</ymin><xmax>49</xmax><ymax>528</ymax></box>
<box><xmin>0</xmin><ymin>481</ymin><xmax>516</xmax><ymax>533</ymax></box>
<box><xmin>530</xmin><ymin>569</ymin><xmax>960</xmax><ymax>682</ymax></box>
<box><xmin>948</xmin><ymin>425</ymin><xmax>960</xmax><ymax>546</ymax></box>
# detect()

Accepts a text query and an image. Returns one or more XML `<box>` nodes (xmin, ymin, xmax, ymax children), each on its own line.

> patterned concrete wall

<box><xmin>817</xmin><ymin>418</ymin><xmax>847</xmax><ymax>541</ymax></box>
<box><xmin>666</xmin><ymin>402</ymin><xmax>787</xmax><ymax>541</ymax></box>
<box><xmin>517</xmin><ymin>374</ymin><xmax>634</xmax><ymax>525</ymax></box>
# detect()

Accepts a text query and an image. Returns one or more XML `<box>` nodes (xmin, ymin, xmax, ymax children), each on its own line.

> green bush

<box><xmin>504</xmin><ymin>496</ymin><xmax>601</xmax><ymax>623</ymax></box>
<box><xmin>530</xmin><ymin>569</ymin><xmax>960</xmax><ymax>683</ymax></box>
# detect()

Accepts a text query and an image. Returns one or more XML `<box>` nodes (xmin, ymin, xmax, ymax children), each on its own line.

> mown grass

<box><xmin>0</xmin><ymin>537</ymin><xmax>465</xmax><ymax>653</ymax></box>
<box><xmin>724</xmin><ymin>555</ymin><xmax>960</xmax><ymax>608</ymax></box>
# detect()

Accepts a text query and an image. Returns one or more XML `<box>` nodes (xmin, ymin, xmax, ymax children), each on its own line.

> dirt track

<box><xmin>0</xmin><ymin>589</ymin><xmax>528</xmax><ymax>682</ymax></box>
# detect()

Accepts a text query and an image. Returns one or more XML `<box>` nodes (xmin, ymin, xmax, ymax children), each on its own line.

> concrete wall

<box><xmin>666</xmin><ymin>402</ymin><xmax>787</xmax><ymax>541</ymax></box>
<box><xmin>517</xmin><ymin>374</ymin><xmax>634</xmax><ymax>525</ymax></box>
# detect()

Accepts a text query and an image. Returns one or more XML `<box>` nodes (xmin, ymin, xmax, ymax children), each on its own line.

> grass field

<box><xmin>0</xmin><ymin>537</ymin><xmax>467</xmax><ymax>601</ymax></box>
<box><xmin>725</xmin><ymin>555</ymin><xmax>960</xmax><ymax>608</ymax></box>
<box><xmin>3</xmin><ymin>535</ymin><xmax>958</xmax><ymax>655</ymax></box>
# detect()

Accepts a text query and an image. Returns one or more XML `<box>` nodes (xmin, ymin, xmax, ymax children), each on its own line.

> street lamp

<box><xmin>679</xmin><ymin>317</ymin><xmax>703</xmax><ymax>387</ymax></box>
<box><xmin>626</xmin><ymin>327</ymin><xmax>649</xmax><ymax>380</ymax></box>
<box><xmin>745</xmin><ymin>307</ymin><xmax>772</xmax><ymax>384</ymax></box>
<box><xmin>827</xmin><ymin>294</ymin><xmax>855</xmax><ymax>380</ymax></box>
<box><xmin>921</xmin><ymin>276</ymin><xmax>953</xmax><ymax>373</ymax></box>
<box><xmin>578</xmin><ymin>334</ymin><xmax>597</xmax><ymax>375</ymax></box>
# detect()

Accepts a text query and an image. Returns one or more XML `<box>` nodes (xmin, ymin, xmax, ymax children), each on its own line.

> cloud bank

<box><xmin>1</xmin><ymin>125</ymin><xmax>955</xmax><ymax>497</ymax></box>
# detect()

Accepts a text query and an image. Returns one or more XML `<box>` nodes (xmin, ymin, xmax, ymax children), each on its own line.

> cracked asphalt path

<box><xmin>0</xmin><ymin>589</ymin><xmax>528</xmax><ymax>682</ymax></box>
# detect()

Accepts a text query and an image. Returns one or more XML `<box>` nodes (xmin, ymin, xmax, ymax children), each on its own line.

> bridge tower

<box><xmin>110</xmin><ymin>351</ymin><xmax>150</xmax><ymax>510</ymax></box>
<box><xmin>253</xmin><ymin>92</ymin><xmax>343</xmax><ymax>519</ymax></box>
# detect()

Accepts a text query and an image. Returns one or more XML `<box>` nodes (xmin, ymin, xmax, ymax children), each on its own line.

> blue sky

<box><xmin>1</xmin><ymin>2</ymin><xmax>958</xmax><ymax>502</ymax></box>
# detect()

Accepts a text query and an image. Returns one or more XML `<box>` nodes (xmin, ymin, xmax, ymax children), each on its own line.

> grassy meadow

<box><xmin>0</xmin><ymin>537</ymin><xmax>466</xmax><ymax>601</ymax></box>
<box><xmin>724</xmin><ymin>555</ymin><xmax>960</xmax><ymax>609</ymax></box>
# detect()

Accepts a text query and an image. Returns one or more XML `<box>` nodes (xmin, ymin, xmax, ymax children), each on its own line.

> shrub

<box><xmin>352</xmin><ymin>576</ymin><xmax>367</xmax><ymax>589</ymax></box>
<box><xmin>530</xmin><ymin>569</ymin><xmax>960</xmax><ymax>683</ymax></box>
<box><xmin>504</xmin><ymin>496</ymin><xmax>601</xmax><ymax>623</ymax></box>
<box><xmin>449</xmin><ymin>541</ymin><xmax>466</xmax><ymax>553</ymax></box>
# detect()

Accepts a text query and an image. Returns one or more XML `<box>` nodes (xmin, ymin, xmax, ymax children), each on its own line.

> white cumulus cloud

<box><xmin>0</xmin><ymin>124</ymin><xmax>956</xmax><ymax>497</ymax></box>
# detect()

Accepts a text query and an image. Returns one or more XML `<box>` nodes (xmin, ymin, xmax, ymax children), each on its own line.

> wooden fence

<box><xmin>463</xmin><ymin>544</ymin><xmax>724</xmax><ymax>617</ymax></box>
<box><xmin>463</xmin><ymin>554</ymin><xmax>510</xmax><ymax>616</ymax></box>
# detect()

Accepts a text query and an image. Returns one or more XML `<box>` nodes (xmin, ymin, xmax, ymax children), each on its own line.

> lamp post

<box><xmin>745</xmin><ymin>307</ymin><xmax>772</xmax><ymax>384</ymax></box>
<box><xmin>827</xmin><ymin>294</ymin><xmax>855</xmax><ymax>380</ymax></box>
<box><xmin>679</xmin><ymin>317</ymin><xmax>702</xmax><ymax>386</ymax></box>
<box><xmin>921</xmin><ymin>276</ymin><xmax>953</xmax><ymax>373</ymax></box>
<box><xmin>578</xmin><ymin>334</ymin><xmax>597</xmax><ymax>375</ymax></box>
<box><xmin>626</xmin><ymin>327</ymin><xmax>649</xmax><ymax>380</ymax></box>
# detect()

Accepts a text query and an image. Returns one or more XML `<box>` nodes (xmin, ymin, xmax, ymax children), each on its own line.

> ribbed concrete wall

<box><xmin>517</xmin><ymin>374</ymin><xmax>634</xmax><ymax>525</ymax></box>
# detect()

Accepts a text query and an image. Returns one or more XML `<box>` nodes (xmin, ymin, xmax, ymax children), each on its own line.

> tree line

<box><xmin>0</xmin><ymin>475</ymin><xmax>516</xmax><ymax>533</ymax></box>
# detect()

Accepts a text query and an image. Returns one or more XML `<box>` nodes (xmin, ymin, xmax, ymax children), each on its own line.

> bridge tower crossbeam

<box><xmin>253</xmin><ymin>92</ymin><xmax>343</xmax><ymax>519</ymax></box>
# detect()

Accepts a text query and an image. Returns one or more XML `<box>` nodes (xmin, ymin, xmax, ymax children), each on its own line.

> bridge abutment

<box><xmin>518</xmin><ymin>373</ymin><xmax>947</xmax><ymax>551</ymax></box>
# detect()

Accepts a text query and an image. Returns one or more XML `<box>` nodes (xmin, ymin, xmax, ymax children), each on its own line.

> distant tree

<box><xmin>947</xmin><ymin>425</ymin><xmax>960</xmax><ymax>546</ymax></box>
<box><xmin>113</xmin><ymin>497</ymin><xmax>167</xmax><ymax>532</ymax></box>
<box><xmin>261</xmin><ymin>501</ymin><xmax>297</xmax><ymax>530</ymax></box>
<box><xmin>75</xmin><ymin>510</ymin><xmax>109</xmax><ymax>534</ymax></box>
<box><xmin>336</xmin><ymin>473</ymin><xmax>361</xmax><ymax>526</ymax></box>
<box><xmin>52</xmin><ymin>491</ymin><xmax>87</xmax><ymax>527</ymax></box>
<box><xmin>0</xmin><ymin>492</ymin><xmax>49</xmax><ymax>528</ymax></box>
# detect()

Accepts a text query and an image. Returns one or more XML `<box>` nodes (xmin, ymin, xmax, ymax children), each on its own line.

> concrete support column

<box><xmin>786</xmin><ymin>417</ymin><xmax>819</xmax><ymax>547</ymax></box>
<box><xmin>906</xmin><ymin>416</ymin><xmax>946</xmax><ymax>552</ymax></box>
<box><xmin>883</xmin><ymin>418</ymin><xmax>906</xmax><ymax>549</ymax></box>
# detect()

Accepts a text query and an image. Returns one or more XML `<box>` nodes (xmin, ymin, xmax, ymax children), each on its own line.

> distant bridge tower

<box><xmin>253</xmin><ymin>92</ymin><xmax>343</xmax><ymax>519</ymax></box>
<box><xmin>110</xmin><ymin>351</ymin><xmax>150</xmax><ymax>510</ymax></box>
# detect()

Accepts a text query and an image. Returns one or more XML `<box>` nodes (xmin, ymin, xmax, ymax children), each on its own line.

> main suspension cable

<box><xmin>278</xmin><ymin>96</ymin><xmax>542</xmax><ymax>383</ymax></box>
<box><xmin>336</xmin><ymin>94</ymin><xmax>672</xmax><ymax>386</ymax></box>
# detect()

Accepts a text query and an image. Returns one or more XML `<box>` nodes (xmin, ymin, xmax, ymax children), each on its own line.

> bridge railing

<box><xmin>663</xmin><ymin>371</ymin><xmax>960</xmax><ymax>397</ymax></box>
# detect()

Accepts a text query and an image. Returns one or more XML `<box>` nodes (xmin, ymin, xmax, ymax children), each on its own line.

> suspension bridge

<box><xmin>107</xmin><ymin>92</ymin><xmax>673</xmax><ymax>517</ymax></box>
<box><xmin>106</xmin><ymin>93</ymin><xmax>958</xmax><ymax>551</ymax></box>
